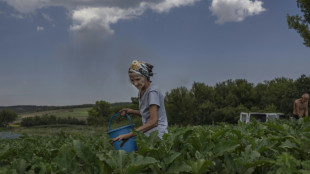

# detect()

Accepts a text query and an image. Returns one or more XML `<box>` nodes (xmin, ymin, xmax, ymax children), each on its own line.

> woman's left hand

<box><xmin>112</xmin><ymin>132</ymin><xmax>133</xmax><ymax>142</ymax></box>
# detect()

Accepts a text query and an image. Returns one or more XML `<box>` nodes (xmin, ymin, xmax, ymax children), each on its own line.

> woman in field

<box><xmin>112</xmin><ymin>60</ymin><xmax>168</xmax><ymax>142</ymax></box>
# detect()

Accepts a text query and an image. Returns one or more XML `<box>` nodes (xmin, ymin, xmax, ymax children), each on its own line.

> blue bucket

<box><xmin>107</xmin><ymin>113</ymin><xmax>137</xmax><ymax>153</ymax></box>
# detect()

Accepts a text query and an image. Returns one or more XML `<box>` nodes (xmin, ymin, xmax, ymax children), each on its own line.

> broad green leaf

<box><xmin>271</xmin><ymin>152</ymin><xmax>300</xmax><ymax>173</ymax></box>
<box><xmin>187</xmin><ymin>159</ymin><xmax>213</xmax><ymax>174</ymax></box>
<box><xmin>0</xmin><ymin>168</ymin><xmax>8</xmax><ymax>174</ymax></box>
<box><xmin>301</xmin><ymin>160</ymin><xmax>310</xmax><ymax>170</ymax></box>
<box><xmin>163</xmin><ymin>151</ymin><xmax>181</xmax><ymax>165</ymax></box>
<box><xmin>213</xmin><ymin>140</ymin><xmax>240</xmax><ymax>156</ymax></box>
<box><xmin>53</xmin><ymin>144</ymin><xmax>76</xmax><ymax>173</ymax></box>
<box><xmin>97</xmin><ymin>150</ymin><xmax>127</xmax><ymax>173</ymax></box>
<box><xmin>10</xmin><ymin>159</ymin><xmax>27</xmax><ymax>174</ymax></box>
<box><xmin>0</xmin><ymin>144</ymin><xmax>11</xmax><ymax>160</ymax></box>
<box><xmin>299</xmin><ymin>170</ymin><xmax>310</xmax><ymax>174</ymax></box>
<box><xmin>125</xmin><ymin>154</ymin><xmax>157</xmax><ymax>174</ymax></box>
<box><xmin>96</xmin><ymin>153</ymin><xmax>114</xmax><ymax>174</ymax></box>
<box><xmin>223</xmin><ymin>154</ymin><xmax>237</xmax><ymax>173</ymax></box>
<box><xmin>279</xmin><ymin>140</ymin><xmax>298</xmax><ymax>149</ymax></box>
<box><xmin>166</xmin><ymin>158</ymin><xmax>191</xmax><ymax>174</ymax></box>
<box><xmin>235</xmin><ymin>145</ymin><xmax>261</xmax><ymax>173</ymax></box>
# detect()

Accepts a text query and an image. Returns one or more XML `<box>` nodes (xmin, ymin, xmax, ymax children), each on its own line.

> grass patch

<box><xmin>11</xmin><ymin>125</ymin><xmax>107</xmax><ymax>136</ymax></box>
<box><xmin>9</xmin><ymin>106</ymin><xmax>143</xmax><ymax>137</ymax></box>
<box><xmin>10</xmin><ymin>114</ymin><xmax>142</xmax><ymax>136</ymax></box>
<box><xmin>15</xmin><ymin>107</ymin><xmax>91</xmax><ymax>124</ymax></box>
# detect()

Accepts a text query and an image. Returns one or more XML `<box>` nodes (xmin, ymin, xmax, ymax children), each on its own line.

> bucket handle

<box><xmin>108</xmin><ymin>112</ymin><xmax>134</xmax><ymax>131</ymax></box>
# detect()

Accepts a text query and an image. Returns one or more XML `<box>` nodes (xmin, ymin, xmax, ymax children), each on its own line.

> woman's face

<box><xmin>129</xmin><ymin>73</ymin><xmax>148</xmax><ymax>91</ymax></box>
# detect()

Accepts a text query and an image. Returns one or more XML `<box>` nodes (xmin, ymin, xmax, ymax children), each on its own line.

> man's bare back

<box><xmin>293</xmin><ymin>93</ymin><xmax>309</xmax><ymax>118</ymax></box>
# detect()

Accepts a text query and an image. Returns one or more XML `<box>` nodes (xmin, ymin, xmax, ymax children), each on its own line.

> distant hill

<box><xmin>0</xmin><ymin>102</ymin><xmax>131</xmax><ymax>114</ymax></box>
<box><xmin>0</xmin><ymin>104</ymin><xmax>94</xmax><ymax>114</ymax></box>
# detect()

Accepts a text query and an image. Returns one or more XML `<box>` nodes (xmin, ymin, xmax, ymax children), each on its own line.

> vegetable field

<box><xmin>2</xmin><ymin>118</ymin><xmax>310</xmax><ymax>173</ymax></box>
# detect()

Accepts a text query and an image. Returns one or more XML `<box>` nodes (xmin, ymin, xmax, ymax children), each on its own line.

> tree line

<box><xmin>165</xmin><ymin>75</ymin><xmax>310</xmax><ymax>125</ymax></box>
<box><xmin>1</xmin><ymin>75</ymin><xmax>309</xmax><ymax>127</ymax></box>
<box><xmin>0</xmin><ymin>104</ymin><xmax>94</xmax><ymax>114</ymax></box>
<box><xmin>85</xmin><ymin>75</ymin><xmax>310</xmax><ymax>126</ymax></box>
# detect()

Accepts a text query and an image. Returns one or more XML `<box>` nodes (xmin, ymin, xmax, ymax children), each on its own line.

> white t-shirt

<box><xmin>139</xmin><ymin>83</ymin><xmax>168</xmax><ymax>138</ymax></box>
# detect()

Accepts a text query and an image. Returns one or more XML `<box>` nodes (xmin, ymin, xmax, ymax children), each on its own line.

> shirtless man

<box><xmin>293</xmin><ymin>93</ymin><xmax>309</xmax><ymax>119</ymax></box>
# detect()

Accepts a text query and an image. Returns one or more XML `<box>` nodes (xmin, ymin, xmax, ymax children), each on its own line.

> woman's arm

<box><xmin>135</xmin><ymin>104</ymin><xmax>158</xmax><ymax>133</ymax></box>
<box><xmin>120</xmin><ymin>108</ymin><xmax>141</xmax><ymax>116</ymax></box>
<box><xmin>113</xmin><ymin>105</ymin><xmax>158</xmax><ymax>142</ymax></box>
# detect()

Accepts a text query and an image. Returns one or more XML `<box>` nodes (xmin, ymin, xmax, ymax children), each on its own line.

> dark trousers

<box><xmin>292</xmin><ymin>114</ymin><xmax>299</xmax><ymax>119</ymax></box>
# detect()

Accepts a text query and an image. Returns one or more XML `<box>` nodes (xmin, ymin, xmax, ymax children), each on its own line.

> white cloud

<box><xmin>70</xmin><ymin>7</ymin><xmax>144</xmax><ymax>34</ymax></box>
<box><xmin>1</xmin><ymin>0</ymin><xmax>158</xmax><ymax>13</ymax></box>
<box><xmin>3</xmin><ymin>0</ymin><xmax>47</xmax><ymax>13</ymax></box>
<box><xmin>148</xmin><ymin>0</ymin><xmax>199</xmax><ymax>13</ymax></box>
<box><xmin>70</xmin><ymin>0</ymin><xmax>201</xmax><ymax>35</ymax></box>
<box><xmin>37</xmin><ymin>26</ymin><xmax>44</xmax><ymax>31</ymax></box>
<box><xmin>42</xmin><ymin>13</ymin><xmax>53</xmax><ymax>22</ymax></box>
<box><xmin>209</xmin><ymin>0</ymin><xmax>266</xmax><ymax>24</ymax></box>
<box><xmin>1</xmin><ymin>0</ymin><xmax>201</xmax><ymax>36</ymax></box>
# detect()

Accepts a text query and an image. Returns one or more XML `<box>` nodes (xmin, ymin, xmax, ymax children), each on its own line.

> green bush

<box><xmin>87</xmin><ymin>100</ymin><xmax>111</xmax><ymax>126</ymax></box>
<box><xmin>87</xmin><ymin>100</ymin><xmax>139</xmax><ymax>126</ymax></box>
<box><xmin>0</xmin><ymin>110</ymin><xmax>17</xmax><ymax>127</ymax></box>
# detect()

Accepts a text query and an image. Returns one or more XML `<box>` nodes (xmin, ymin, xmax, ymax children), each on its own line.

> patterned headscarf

<box><xmin>128</xmin><ymin>60</ymin><xmax>151</xmax><ymax>80</ymax></box>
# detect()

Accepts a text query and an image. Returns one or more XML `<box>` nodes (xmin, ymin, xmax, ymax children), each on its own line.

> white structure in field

<box><xmin>240</xmin><ymin>112</ymin><xmax>286</xmax><ymax>123</ymax></box>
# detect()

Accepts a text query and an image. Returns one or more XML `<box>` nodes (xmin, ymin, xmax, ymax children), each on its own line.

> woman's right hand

<box><xmin>119</xmin><ymin>108</ymin><xmax>132</xmax><ymax>116</ymax></box>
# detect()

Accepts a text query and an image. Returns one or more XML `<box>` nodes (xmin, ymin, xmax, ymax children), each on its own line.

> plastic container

<box><xmin>107</xmin><ymin>113</ymin><xmax>137</xmax><ymax>153</ymax></box>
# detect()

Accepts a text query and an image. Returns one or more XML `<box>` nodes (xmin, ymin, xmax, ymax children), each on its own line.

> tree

<box><xmin>287</xmin><ymin>0</ymin><xmax>310</xmax><ymax>47</ymax></box>
<box><xmin>87</xmin><ymin>100</ymin><xmax>111</xmax><ymax>125</ymax></box>
<box><xmin>0</xmin><ymin>110</ymin><xmax>18</xmax><ymax>127</ymax></box>
<box><xmin>259</xmin><ymin>77</ymin><xmax>295</xmax><ymax>114</ymax></box>
<box><xmin>191</xmin><ymin>82</ymin><xmax>216</xmax><ymax>124</ymax></box>
<box><xmin>131</xmin><ymin>97</ymin><xmax>139</xmax><ymax>105</ymax></box>
<box><xmin>164</xmin><ymin>87</ymin><xmax>195</xmax><ymax>125</ymax></box>
<box><xmin>209</xmin><ymin>106</ymin><xmax>242</xmax><ymax>124</ymax></box>
<box><xmin>295</xmin><ymin>74</ymin><xmax>310</xmax><ymax>95</ymax></box>
<box><xmin>164</xmin><ymin>75</ymin><xmax>310</xmax><ymax>125</ymax></box>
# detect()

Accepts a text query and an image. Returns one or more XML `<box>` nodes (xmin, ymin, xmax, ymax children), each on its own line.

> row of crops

<box><xmin>1</xmin><ymin>118</ymin><xmax>310</xmax><ymax>173</ymax></box>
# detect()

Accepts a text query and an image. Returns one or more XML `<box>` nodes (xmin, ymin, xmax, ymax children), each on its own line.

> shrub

<box><xmin>0</xmin><ymin>110</ymin><xmax>18</xmax><ymax>127</ymax></box>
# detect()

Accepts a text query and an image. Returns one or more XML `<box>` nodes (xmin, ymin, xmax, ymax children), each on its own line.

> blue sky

<box><xmin>0</xmin><ymin>0</ymin><xmax>309</xmax><ymax>106</ymax></box>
